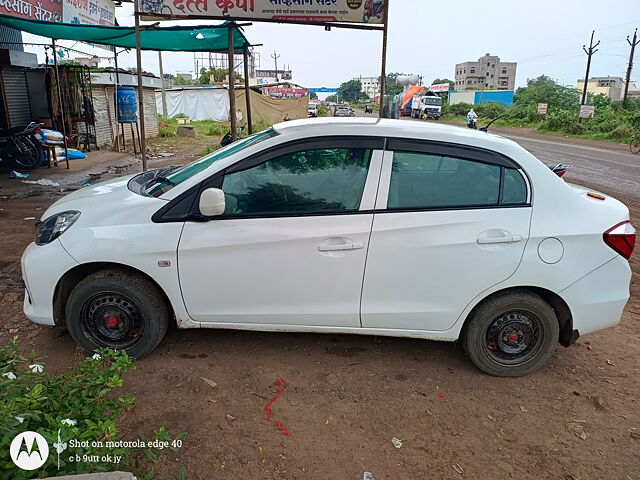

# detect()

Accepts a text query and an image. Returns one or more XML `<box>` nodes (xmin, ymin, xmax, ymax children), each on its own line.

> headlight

<box><xmin>35</xmin><ymin>211</ymin><xmax>80</xmax><ymax>245</ymax></box>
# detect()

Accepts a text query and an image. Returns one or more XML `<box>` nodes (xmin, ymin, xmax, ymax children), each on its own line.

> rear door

<box><xmin>361</xmin><ymin>139</ymin><xmax>533</xmax><ymax>331</ymax></box>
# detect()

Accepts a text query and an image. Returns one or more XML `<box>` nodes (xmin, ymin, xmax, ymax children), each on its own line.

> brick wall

<box><xmin>79</xmin><ymin>86</ymin><xmax>159</xmax><ymax>148</ymax></box>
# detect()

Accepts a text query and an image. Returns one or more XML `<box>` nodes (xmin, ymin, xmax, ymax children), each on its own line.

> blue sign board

<box><xmin>309</xmin><ymin>87</ymin><xmax>338</xmax><ymax>93</ymax></box>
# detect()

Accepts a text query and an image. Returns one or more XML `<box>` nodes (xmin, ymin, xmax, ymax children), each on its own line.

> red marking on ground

<box><xmin>264</xmin><ymin>379</ymin><xmax>291</xmax><ymax>436</ymax></box>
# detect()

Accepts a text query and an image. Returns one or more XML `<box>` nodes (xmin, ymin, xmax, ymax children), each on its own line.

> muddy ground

<box><xmin>0</xmin><ymin>130</ymin><xmax>639</xmax><ymax>480</ymax></box>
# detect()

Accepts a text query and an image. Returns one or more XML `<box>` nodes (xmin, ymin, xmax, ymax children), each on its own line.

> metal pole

<box><xmin>243</xmin><ymin>50</ymin><xmax>253</xmax><ymax>134</ymax></box>
<box><xmin>378</xmin><ymin>0</ymin><xmax>390</xmax><ymax>118</ymax></box>
<box><xmin>228</xmin><ymin>24</ymin><xmax>237</xmax><ymax>142</ymax></box>
<box><xmin>623</xmin><ymin>29</ymin><xmax>639</xmax><ymax>108</ymax></box>
<box><xmin>158</xmin><ymin>50</ymin><xmax>168</xmax><ymax>117</ymax></box>
<box><xmin>52</xmin><ymin>39</ymin><xmax>70</xmax><ymax>169</ymax></box>
<box><xmin>112</xmin><ymin>48</ymin><xmax>121</xmax><ymax>151</ymax></box>
<box><xmin>134</xmin><ymin>0</ymin><xmax>147</xmax><ymax>171</ymax></box>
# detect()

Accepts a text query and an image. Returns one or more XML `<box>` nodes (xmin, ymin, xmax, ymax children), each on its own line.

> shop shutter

<box><xmin>2</xmin><ymin>67</ymin><xmax>31</xmax><ymax>127</ymax></box>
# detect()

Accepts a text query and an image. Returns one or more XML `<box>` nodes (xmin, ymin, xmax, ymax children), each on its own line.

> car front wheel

<box><xmin>65</xmin><ymin>269</ymin><xmax>170</xmax><ymax>358</ymax></box>
<box><xmin>462</xmin><ymin>291</ymin><xmax>559</xmax><ymax>377</ymax></box>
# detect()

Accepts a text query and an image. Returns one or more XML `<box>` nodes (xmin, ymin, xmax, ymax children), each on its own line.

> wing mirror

<box><xmin>199</xmin><ymin>188</ymin><xmax>226</xmax><ymax>217</ymax></box>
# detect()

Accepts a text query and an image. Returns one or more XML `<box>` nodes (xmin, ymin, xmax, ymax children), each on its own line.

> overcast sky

<box><xmin>23</xmin><ymin>0</ymin><xmax>640</xmax><ymax>90</ymax></box>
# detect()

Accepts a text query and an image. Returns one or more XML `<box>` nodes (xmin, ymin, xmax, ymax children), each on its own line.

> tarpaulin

<box><xmin>401</xmin><ymin>85</ymin><xmax>426</xmax><ymax>109</ymax></box>
<box><xmin>157</xmin><ymin>88</ymin><xmax>309</xmax><ymax>124</ymax></box>
<box><xmin>0</xmin><ymin>13</ymin><xmax>250</xmax><ymax>52</ymax></box>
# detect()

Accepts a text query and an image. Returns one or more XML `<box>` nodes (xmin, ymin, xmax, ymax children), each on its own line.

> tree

<box><xmin>174</xmin><ymin>76</ymin><xmax>190</xmax><ymax>85</ymax></box>
<box><xmin>309</xmin><ymin>91</ymin><xmax>318</xmax><ymax>100</ymax></box>
<box><xmin>162</xmin><ymin>73</ymin><xmax>174</xmax><ymax>79</ymax></box>
<box><xmin>325</xmin><ymin>94</ymin><xmax>337</xmax><ymax>103</ymax></box>
<box><xmin>513</xmin><ymin>75</ymin><xmax>579</xmax><ymax>110</ymax></box>
<box><xmin>431</xmin><ymin>78</ymin><xmax>455</xmax><ymax>90</ymax></box>
<box><xmin>381</xmin><ymin>72</ymin><xmax>403</xmax><ymax>97</ymax></box>
<box><xmin>337</xmin><ymin>79</ymin><xmax>367</xmax><ymax>103</ymax></box>
<box><xmin>198</xmin><ymin>67</ymin><xmax>244</xmax><ymax>85</ymax></box>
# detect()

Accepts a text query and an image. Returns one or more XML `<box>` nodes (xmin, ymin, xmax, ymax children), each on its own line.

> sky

<box><xmin>21</xmin><ymin>0</ymin><xmax>640</xmax><ymax>91</ymax></box>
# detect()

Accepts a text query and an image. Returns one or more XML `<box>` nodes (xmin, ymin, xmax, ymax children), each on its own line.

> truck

<box><xmin>410</xmin><ymin>93</ymin><xmax>442</xmax><ymax>120</ymax></box>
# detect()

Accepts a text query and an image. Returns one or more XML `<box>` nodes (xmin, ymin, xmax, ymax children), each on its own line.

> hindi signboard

<box><xmin>262</xmin><ymin>86</ymin><xmax>309</xmax><ymax>98</ymax></box>
<box><xmin>63</xmin><ymin>0</ymin><xmax>115</xmax><ymax>26</ymax></box>
<box><xmin>0</xmin><ymin>0</ymin><xmax>63</xmax><ymax>22</ymax></box>
<box><xmin>140</xmin><ymin>0</ymin><xmax>386</xmax><ymax>25</ymax></box>
<box><xmin>537</xmin><ymin>103</ymin><xmax>548</xmax><ymax>115</ymax></box>
<box><xmin>579</xmin><ymin>105</ymin><xmax>595</xmax><ymax>118</ymax></box>
<box><xmin>428</xmin><ymin>83</ymin><xmax>450</xmax><ymax>93</ymax></box>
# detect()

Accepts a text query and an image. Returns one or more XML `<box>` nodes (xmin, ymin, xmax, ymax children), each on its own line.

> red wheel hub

<box><xmin>106</xmin><ymin>316</ymin><xmax>120</xmax><ymax>328</ymax></box>
<box><xmin>507</xmin><ymin>333</ymin><xmax>518</xmax><ymax>342</ymax></box>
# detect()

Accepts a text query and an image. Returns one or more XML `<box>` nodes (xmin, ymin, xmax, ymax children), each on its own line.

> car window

<box><xmin>146</xmin><ymin>128</ymin><xmax>277</xmax><ymax>197</ymax></box>
<box><xmin>221</xmin><ymin>148</ymin><xmax>372</xmax><ymax>216</ymax></box>
<box><xmin>388</xmin><ymin>151</ymin><xmax>501</xmax><ymax>209</ymax></box>
<box><xmin>502</xmin><ymin>168</ymin><xmax>528</xmax><ymax>204</ymax></box>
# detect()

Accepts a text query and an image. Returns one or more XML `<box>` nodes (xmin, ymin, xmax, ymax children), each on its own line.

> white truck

<box><xmin>410</xmin><ymin>93</ymin><xmax>442</xmax><ymax>120</ymax></box>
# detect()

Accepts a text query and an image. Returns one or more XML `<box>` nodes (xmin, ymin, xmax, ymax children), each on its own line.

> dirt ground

<box><xmin>1</xmin><ymin>130</ymin><xmax>639</xmax><ymax>480</ymax></box>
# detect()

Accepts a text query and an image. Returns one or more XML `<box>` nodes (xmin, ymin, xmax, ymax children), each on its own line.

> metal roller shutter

<box><xmin>1</xmin><ymin>67</ymin><xmax>31</xmax><ymax>128</ymax></box>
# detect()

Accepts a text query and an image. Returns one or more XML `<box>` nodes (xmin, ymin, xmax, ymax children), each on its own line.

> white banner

<box><xmin>63</xmin><ymin>0</ymin><xmax>115</xmax><ymax>25</ymax></box>
<box><xmin>429</xmin><ymin>83</ymin><xmax>450</xmax><ymax>93</ymax></box>
<box><xmin>140</xmin><ymin>0</ymin><xmax>385</xmax><ymax>25</ymax></box>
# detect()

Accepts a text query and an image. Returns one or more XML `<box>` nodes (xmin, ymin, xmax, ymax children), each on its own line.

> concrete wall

<box><xmin>82</xmin><ymin>85</ymin><xmax>158</xmax><ymax>147</ymax></box>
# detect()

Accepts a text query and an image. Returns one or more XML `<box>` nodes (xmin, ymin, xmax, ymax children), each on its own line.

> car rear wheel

<box><xmin>65</xmin><ymin>269</ymin><xmax>170</xmax><ymax>358</ymax></box>
<box><xmin>462</xmin><ymin>291</ymin><xmax>559</xmax><ymax>377</ymax></box>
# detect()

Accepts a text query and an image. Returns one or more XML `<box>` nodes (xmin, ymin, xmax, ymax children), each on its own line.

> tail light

<box><xmin>603</xmin><ymin>221</ymin><xmax>636</xmax><ymax>259</ymax></box>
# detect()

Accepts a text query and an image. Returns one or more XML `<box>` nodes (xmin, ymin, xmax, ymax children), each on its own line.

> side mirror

<box><xmin>199</xmin><ymin>188</ymin><xmax>226</xmax><ymax>217</ymax></box>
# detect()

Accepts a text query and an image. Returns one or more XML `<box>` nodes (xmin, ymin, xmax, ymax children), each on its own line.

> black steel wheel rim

<box><xmin>483</xmin><ymin>310</ymin><xmax>544</xmax><ymax>365</ymax></box>
<box><xmin>81</xmin><ymin>291</ymin><xmax>144</xmax><ymax>348</ymax></box>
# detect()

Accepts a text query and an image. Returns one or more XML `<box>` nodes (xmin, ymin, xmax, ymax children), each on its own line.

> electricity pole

<box><xmin>623</xmin><ymin>28</ymin><xmax>639</xmax><ymax>108</ymax></box>
<box><xmin>271</xmin><ymin>51</ymin><xmax>280</xmax><ymax>82</ymax></box>
<box><xmin>580</xmin><ymin>30</ymin><xmax>600</xmax><ymax>106</ymax></box>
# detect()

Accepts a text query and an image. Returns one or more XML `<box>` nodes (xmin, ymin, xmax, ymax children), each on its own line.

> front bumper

<box><xmin>22</xmin><ymin>240</ymin><xmax>78</xmax><ymax>325</ymax></box>
<box><xmin>560</xmin><ymin>255</ymin><xmax>632</xmax><ymax>336</ymax></box>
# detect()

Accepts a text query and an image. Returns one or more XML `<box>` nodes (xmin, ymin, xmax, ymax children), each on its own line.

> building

<box><xmin>356</xmin><ymin>76</ymin><xmax>380</xmax><ymax>100</ymax></box>
<box><xmin>455</xmin><ymin>54</ymin><xmax>517</xmax><ymax>91</ymax></box>
<box><xmin>576</xmin><ymin>76</ymin><xmax>626</xmax><ymax>101</ymax></box>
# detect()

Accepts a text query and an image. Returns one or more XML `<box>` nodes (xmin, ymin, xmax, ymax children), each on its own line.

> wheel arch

<box><xmin>461</xmin><ymin>286</ymin><xmax>575</xmax><ymax>347</ymax></box>
<box><xmin>53</xmin><ymin>262</ymin><xmax>175</xmax><ymax>327</ymax></box>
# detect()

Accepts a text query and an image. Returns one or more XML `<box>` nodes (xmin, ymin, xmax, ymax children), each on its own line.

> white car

<box><xmin>22</xmin><ymin>118</ymin><xmax>635</xmax><ymax>376</ymax></box>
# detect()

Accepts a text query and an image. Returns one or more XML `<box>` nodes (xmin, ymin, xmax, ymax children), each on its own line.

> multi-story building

<box><xmin>356</xmin><ymin>76</ymin><xmax>380</xmax><ymax>100</ymax></box>
<box><xmin>454</xmin><ymin>54</ymin><xmax>517</xmax><ymax>91</ymax></box>
<box><xmin>576</xmin><ymin>76</ymin><xmax>626</xmax><ymax>101</ymax></box>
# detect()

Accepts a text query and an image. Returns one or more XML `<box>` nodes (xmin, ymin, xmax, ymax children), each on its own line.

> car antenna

<box><xmin>479</xmin><ymin>114</ymin><xmax>507</xmax><ymax>132</ymax></box>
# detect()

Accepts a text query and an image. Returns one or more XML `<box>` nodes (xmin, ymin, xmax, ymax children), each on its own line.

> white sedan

<box><xmin>22</xmin><ymin>118</ymin><xmax>635</xmax><ymax>376</ymax></box>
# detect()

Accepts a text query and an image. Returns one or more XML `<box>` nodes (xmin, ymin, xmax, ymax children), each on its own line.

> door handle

<box><xmin>477</xmin><ymin>235</ymin><xmax>522</xmax><ymax>245</ymax></box>
<box><xmin>318</xmin><ymin>241</ymin><xmax>364</xmax><ymax>252</ymax></box>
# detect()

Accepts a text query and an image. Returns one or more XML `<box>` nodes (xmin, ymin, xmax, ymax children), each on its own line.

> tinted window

<box><xmin>221</xmin><ymin>148</ymin><xmax>371</xmax><ymax>216</ymax></box>
<box><xmin>502</xmin><ymin>168</ymin><xmax>527</xmax><ymax>204</ymax></box>
<box><xmin>388</xmin><ymin>152</ymin><xmax>501</xmax><ymax>208</ymax></box>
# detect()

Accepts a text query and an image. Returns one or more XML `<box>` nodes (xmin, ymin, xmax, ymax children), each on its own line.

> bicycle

<box><xmin>631</xmin><ymin>133</ymin><xmax>640</xmax><ymax>154</ymax></box>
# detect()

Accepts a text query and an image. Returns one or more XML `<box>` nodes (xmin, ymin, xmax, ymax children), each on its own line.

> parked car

<box><xmin>22</xmin><ymin>118</ymin><xmax>635</xmax><ymax>376</ymax></box>
<box><xmin>334</xmin><ymin>106</ymin><xmax>353</xmax><ymax>117</ymax></box>
<box><xmin>308</xmin><ymin>103</ymin><xmax>318</xmax><ymax>117</ymax></box>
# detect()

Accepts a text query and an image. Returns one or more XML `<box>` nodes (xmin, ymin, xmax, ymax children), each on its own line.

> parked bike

<box><xmin>0</xmin><ymin>122</ymin><xmax>43</xmax><ymax>171</ymax></box>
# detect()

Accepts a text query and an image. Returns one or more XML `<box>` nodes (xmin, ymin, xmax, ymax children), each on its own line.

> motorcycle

<box><xmin>220</xmin><ymin>124</ymin><xmax>247</xmax><ymax>147</ymax></box>
<box><xmin>0</xmin><ymin>122</ymin><xmax>44</xmax><ymax>171</ymax></box>
<box><xmin>363</xmin><ymin>0</ymin><xmax>384</xmax><ymax>22</ymax></box>
<box><xmin>467</xmin><ymin>118</ymin><xmax>477</xmax><ymax>129</ymax></box>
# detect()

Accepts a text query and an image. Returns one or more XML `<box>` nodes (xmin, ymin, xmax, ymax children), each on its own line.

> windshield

<box><xmin>145</xmin><ymin>128</ymin><xmax>278</xmax><ymax>197</ymax></box>
<box><xmin>424</xmin><ymin>97</ymin><xmax>442</xmax><ymax>106</ymax></box>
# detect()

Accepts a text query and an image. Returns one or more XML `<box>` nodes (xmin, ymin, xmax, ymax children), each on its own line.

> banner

<box><xmin>262</xmin><ymin>86</ymin><xmax>308</xmax><ymax>98</ymax></box>
<box><xmin>63</xmin><ymin>0</ymin><xmax>115</xmax><ymax>25</ymax></box>
<box><xmin>0</xmin><ymin>0</ymin><xmax>63</xmax><ymax>22</ymax></box>
<box><xmin>140</xmin><ymin>0</ymin><xmax>386</xmax><ymax>25</ymax></box>
<box><xmin>429</xmin><ymin>83</ymin><xmax>450</xmax><ymax>93</ymax></box>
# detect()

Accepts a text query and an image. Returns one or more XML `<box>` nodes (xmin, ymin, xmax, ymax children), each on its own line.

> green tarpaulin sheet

<box><xmin>0</xmin><ymin>13</ymin><xmax>250</xmax><ymax>52</ymax></box>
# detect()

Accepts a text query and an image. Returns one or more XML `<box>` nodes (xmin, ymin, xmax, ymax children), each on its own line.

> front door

<box><xmin>362</xmin><ymin>143</ymin><xmax>532</xmax><ymax>332</ymax></box>
<box><xmin>178</xmin><ymin>141</ymin><xmax>383</xmax><ymax>327</ymax></box>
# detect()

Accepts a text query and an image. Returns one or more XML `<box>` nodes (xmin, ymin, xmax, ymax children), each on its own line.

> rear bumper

<box><xmin>22</xmin><ymin>240</ymin><xmax>77</xmax><ymax>326</ymax></box>
<box><xmin>560</xmin><ymin>255</ymin><xmax>631</xmax><ymax>336</ymax></box>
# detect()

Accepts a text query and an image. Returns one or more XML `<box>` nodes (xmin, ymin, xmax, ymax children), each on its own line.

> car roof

<box><xmin>272</xmin><ymin>117</ymin><xmax>519</xmax><ymax>154</ymax></box>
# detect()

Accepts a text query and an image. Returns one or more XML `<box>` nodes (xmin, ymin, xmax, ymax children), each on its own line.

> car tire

<box><xmin>462</xmin><ymin>291</ymin><xmax>559</xmax><ymax>377</ymax></box>
<box><xmin>65</xmin><ymin>269</ymin><xmax>170</xmax><ymax>358</ymax></box>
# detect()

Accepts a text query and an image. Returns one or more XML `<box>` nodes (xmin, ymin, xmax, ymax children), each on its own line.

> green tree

<box><xmin>325</xmin><ymin>94</ymin><xmax>337</xmax><ymax>103</ymax></box>
<box><xmin>162</xmin><ymin>73</ymin><xmax>174</xmax><ymax>79</ymax></box>
<box><xmin>513</xmin><ymin>75</ymin><xmax>580</xmax><ymax>110</ymax></box>
<box><xmin>198</xmin><ymin>67</ymin><xmax>244</xmax><ymax>85</ymax></box>
<box><xmin>337</xmin><ymin>79</ymin><xmax>367</xmax><ymax>103</ymax></box>
<box><xmin>174</xmin><ymin>75</ymin><xmax>190</xmax><ymax>85</ymax></box>
<box><xmin>309</xmin><ymin>91</ymin><xmax>318</xmax><ymax>100</ymax></box>
<box><xmin>381</xmin><ymin>72</ymin><xmax>403</xmax><ymax>97</ymax></box>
